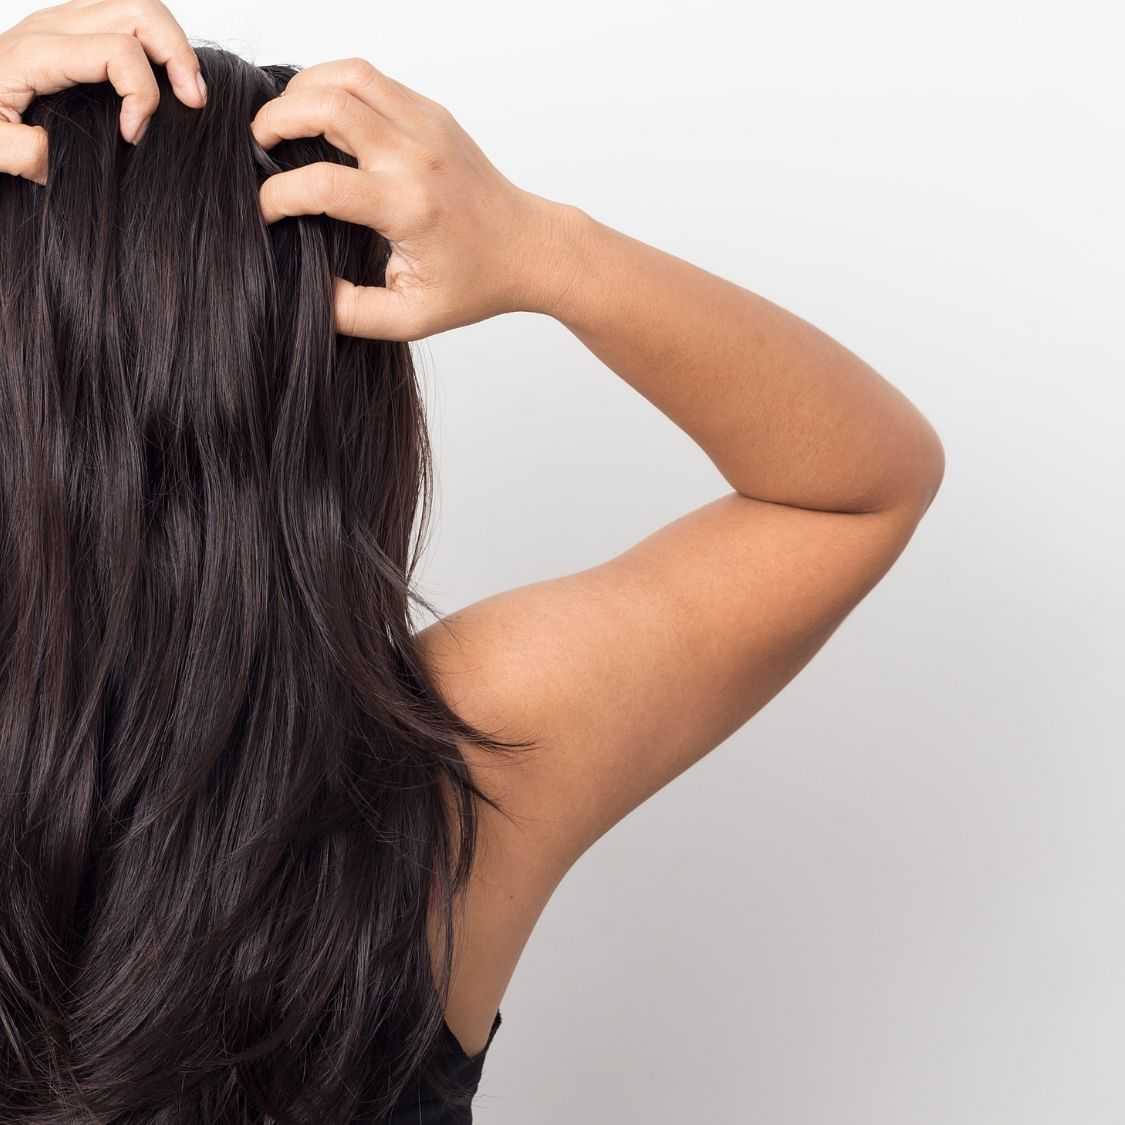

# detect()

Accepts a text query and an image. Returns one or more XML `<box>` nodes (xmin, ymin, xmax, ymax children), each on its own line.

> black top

<box><xmin>385</xmin><ymin>1009</ymin><xmax>503</xmax><ymax>1124</ymax></box>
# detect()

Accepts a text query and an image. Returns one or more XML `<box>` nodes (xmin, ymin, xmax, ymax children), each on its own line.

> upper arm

<box><xmin>416</xmin><ymin>489</ymin><xmax>936</xmax><ymax>876</ymax></box>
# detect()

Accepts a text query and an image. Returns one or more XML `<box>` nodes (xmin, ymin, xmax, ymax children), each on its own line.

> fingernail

<box><xmin>121</xmin><ymin>107</ymin><xmax>140</xmax><ymax>144</ymax></box>
<box><xmin>196</xmin><ymin>72</ymin><xmax>207</xmax><ymax>104</ymax></box>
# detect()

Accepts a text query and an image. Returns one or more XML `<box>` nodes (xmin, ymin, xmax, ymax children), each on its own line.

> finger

<box><xmin>41</xmin><ymin>0</ymin><xmax>205</xmax><ymax>109</ymax></box>
<box><xmin>280</xmin><ymin>57</ymin><xmax>417</xmax><ymax>126</ymax></box>
<box><xmin>121</xmin><ymin>0</ymin><xmax>207</xmax><ymax>109</ymax></box>
<box><xmin>259</xmin><ymin>161</ymin><xmax>393</xmax><ymax>228</ymax></box>
<box><xmin>334</xmin><ymin>276</ymin><xmax>420</xmax><ymax>342</ymax></box>
<box><xmin>0</xmin><ymin>120</ymin><xmax>49</xmax><ymax>183</ymax></box>
<box><xmin>251</xmin><ymin>86</ymin><xmax>394</xmax><ymax>161</ymax></box>
<box><xmin>19</xmin><ymin>32</ymin><xmax>160</xmax><ymax>143</ymax></box>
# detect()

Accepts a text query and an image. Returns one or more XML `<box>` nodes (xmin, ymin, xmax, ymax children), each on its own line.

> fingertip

<box><xmin>0</xmin><ymin>121</ymin><xmax>49</xmax><ymax>184</ymax></box>
<box><xmin>249</xmin><ymin>113</ymin><xmax>278</xmax><ymax>152</ymax></box>
<box><xmin>166</xmin><ymin>59</ymin><xmax>207</xmax><ymax>109</ymax></box>
<box><xmin>332</xmin><ymin>279</ymin><xmax>412</xmax><ymax>341</ymax></box>
<box><xmin>333</xmin><ymin>277</ymin><xmax>362</xmax><ymax>337</ymax></box>
<box><xmin>257</xmin><ymin>182</ymin><xmax>279</xmax><ymax>225</ymax></box>
<box><xmin>120</xmin><ymin>102</ymin><xmax>147</xmax><ymax>144</ymax></box>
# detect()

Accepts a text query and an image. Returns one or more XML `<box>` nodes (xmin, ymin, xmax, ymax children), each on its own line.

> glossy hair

<box><xmin>0</xmin><ymin>45</ymin><xmax>532</xmax><ymax>1124</ymax></box>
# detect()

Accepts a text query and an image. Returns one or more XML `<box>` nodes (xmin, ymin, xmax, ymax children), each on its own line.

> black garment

<box><xmin>386</xmin><ymin>1010</ymin><xmax>503</xmax><ymax>1124</ymax></box>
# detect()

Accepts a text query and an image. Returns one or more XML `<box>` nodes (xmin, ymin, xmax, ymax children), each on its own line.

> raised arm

<box><xmin>539</xmin><ymin>202</ymin><xmax>944</xmax><ymax>516</ymax></box>
<box><xmin>416</xmin><ymin>199</ymin><xmax>945</xmax><ymax>874</ymax></box>
<box><xmin>249</xmin><ymin>57</ymin><xmax>946</xmax><ymax>886</ymax></box>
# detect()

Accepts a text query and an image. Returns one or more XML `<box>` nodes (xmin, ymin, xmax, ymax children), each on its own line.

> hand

<box><xmin>250</xmin><ymin>57</ymin><xmax>580</xmax><ymax>342</ymax></box>
<box><xmin>0</xmin><ymin>0</ymin><xmax>206</xmax><ymax>184</ymax></box>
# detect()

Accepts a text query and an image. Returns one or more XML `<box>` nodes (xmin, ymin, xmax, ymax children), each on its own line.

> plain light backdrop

<box><xmin>132</xmin><ymin>0</ymin><xmax>1125</xmax><ymax>1120</ymax></box>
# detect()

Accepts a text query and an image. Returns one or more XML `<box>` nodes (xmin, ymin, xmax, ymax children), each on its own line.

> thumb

<box><xmin>0</xmin><ymin>120</ymin><xmax>48</xmax><ymax>184</ymax></box>
<box><xmin>333</xmin><ymin>277</ymin><xmax>425</xmax><ymax>343</ymax></box>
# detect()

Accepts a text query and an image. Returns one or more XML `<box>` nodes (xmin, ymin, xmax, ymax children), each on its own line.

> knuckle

<box><xmin>117</xmin><ymin>0</ymin><xmax>158</xmax><ymax>21</ymax></box>
<box><xmin>314</xmin><ymin>86</ymin><xmax>351</xmax><ymax>121</ymax></box>
<box><xmin>109</xmin><ymin>32</ymin><xmax>145</xmax><ymax>60</ymax></box>
<box><xmin>108</xmin><ymin>0</ymin><xmax>145</xmax><ymax>28</ymax></box>
<box><xmin>339</xmin><ymin>56</ymin><xmax>377</xmax><ymax>85</ymax></box>
<box><xmin>421</xmin><ymin>96</ymin><xmax>453</xmax><ymax>124</ymax></box>
<box><xmin>308</xmin><ymin>160</ymin><xmax>341</xmax><ymax>202</ymax></box>
<box><xmin>329</xmin><ymin>86</ymin><xmax>354</xmax><ymax>117</ymax></box>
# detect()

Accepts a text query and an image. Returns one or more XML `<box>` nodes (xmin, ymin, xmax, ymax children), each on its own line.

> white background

<box><xmin>142</xmin><ymin>0</ymin><xmax>1125</xmax><ymax>1120</ymax></box>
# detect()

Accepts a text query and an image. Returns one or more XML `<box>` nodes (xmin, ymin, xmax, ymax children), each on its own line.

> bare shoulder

<box><xmin>415</xmin><ymin>490</ymin><xmax>933</xmax><ymax>878</ymax></box>
<box><xmin>415</xmin><ymin>489</ymin><xmax>934</xmax><ymax>1046</ymax></box>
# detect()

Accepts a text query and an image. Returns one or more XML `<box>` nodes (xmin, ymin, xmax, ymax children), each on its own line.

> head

<box><xmin>0</xmin><ymin>45</ymin><xmax>531</xmax><ymax>1123</ymax></box>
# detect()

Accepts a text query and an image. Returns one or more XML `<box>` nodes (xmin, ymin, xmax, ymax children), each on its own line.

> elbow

<box><xmin>872</xmin><ymin>420</ymin><xmax>945</xmax><ymax>520</ymax></box>
<box><xmin>923</xmin><ymin>425</ymin><xmax>946</xmax><ymax>506</ymax></box>
<box><xmin>907</xmin><ymin>425</ymin><xmax>946</xmax><ymax>518</ymax></box>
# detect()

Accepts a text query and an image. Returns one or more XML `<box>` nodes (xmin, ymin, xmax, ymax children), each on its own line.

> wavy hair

<box><xmin>0</xmin><ymin>45</ymin><xmax>532</xmax><ymax>1124</ymax></box>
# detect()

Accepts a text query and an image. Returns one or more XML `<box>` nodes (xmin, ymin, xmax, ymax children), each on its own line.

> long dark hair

<box><xmin>0</xmin><ymin>45</ymin><xmax>532</xmax><ymax>1124</ymax></box>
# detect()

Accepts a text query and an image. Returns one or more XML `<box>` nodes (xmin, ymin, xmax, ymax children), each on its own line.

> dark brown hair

<box><xmin>0</xmin><ymin>44</ymin><xmax>531</xmax><ymax>1124</ymax></box>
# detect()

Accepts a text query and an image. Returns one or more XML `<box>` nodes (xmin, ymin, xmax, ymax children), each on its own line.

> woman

<box><xmin>0</xmin><ymin>2</ymin><xmax>945</xmax><ymax>1122</ymax></box>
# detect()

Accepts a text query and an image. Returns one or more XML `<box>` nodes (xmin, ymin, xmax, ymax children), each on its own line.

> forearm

<box><xmin>526</xmin><ymin>198</ymin><xmax>945</xmax><ymax>515</ymax></box>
